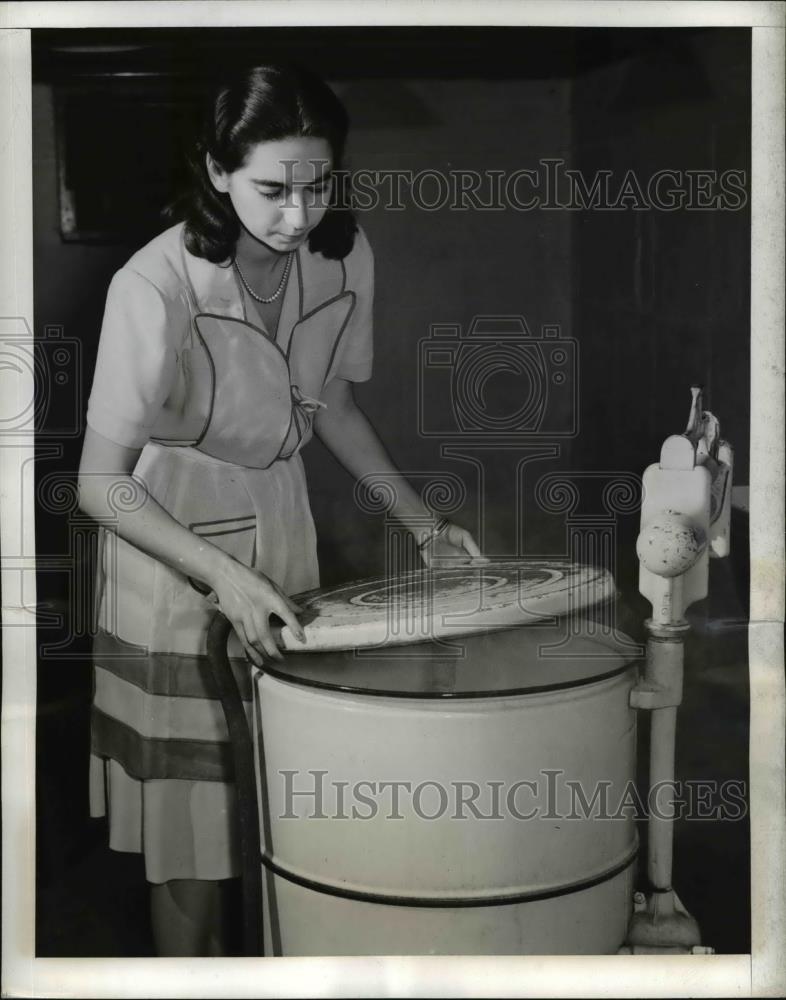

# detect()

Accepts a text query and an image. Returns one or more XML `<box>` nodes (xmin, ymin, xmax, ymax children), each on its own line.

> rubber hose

<box><xmin>206</xmin><ymin>611</ymin><xmax>263</xmax><ymax>957</ymax></box>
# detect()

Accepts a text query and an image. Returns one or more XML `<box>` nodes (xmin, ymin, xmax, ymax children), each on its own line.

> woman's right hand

<box><xmin>209</xmin><ymin>559</ymin><xmax>307</xmax><ymax>667</ymax></box>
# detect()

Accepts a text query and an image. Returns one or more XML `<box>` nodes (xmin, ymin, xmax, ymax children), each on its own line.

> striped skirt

<box><xmin>89</xmin><ymin>441</ymin><xmax>319</xmax><ymax>884</ymax></box>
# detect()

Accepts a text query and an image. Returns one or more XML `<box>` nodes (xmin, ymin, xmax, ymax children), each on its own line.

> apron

<box><xmin>89</xmin><ymin>230</ymin><xmax>358</xmax><ymax>883</ymax></box>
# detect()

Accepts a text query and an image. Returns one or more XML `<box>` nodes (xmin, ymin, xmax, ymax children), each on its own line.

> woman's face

<box><xmin>207</xmin><ymin>135</ymin><xmax>334</xmax><ymax>253</ymax></box>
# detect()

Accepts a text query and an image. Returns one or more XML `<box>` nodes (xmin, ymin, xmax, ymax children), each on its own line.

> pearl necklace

<box><xmin>233</xmin><ymin>252</ymin><xmax>294</xmax><ymax>304</ymax></box>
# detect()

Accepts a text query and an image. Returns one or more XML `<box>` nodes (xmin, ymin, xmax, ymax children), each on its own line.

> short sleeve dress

<box><xmin>86</xmin><ymin>221</ymin><xmax>374</xmax><ymax>884</ymax></box>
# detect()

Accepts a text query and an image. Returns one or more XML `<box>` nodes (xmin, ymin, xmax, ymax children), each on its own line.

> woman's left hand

<box><xmin>418</xmin><ymin>521</ymin><xmax>488</xmax><ymax>568</ymax></box>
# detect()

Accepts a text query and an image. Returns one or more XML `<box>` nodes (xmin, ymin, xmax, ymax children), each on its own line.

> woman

<box><xmin>77</xmin><ymin>63</ymin><xmax>482</xmax><ymax>957</ymax></box>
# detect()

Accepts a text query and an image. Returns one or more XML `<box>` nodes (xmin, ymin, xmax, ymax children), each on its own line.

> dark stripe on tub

<box><xmin>92</xmin><ymin>629</ymin><xmax>254</xmax><ymax>702</ymax></box>
<box><xmin>259</xmin><ymin>840</ymin><xmax>639</xmax><ymax>909</ymax></box>
<box><xmin>257</xmin><ymin>659</ymin><xmax>635</xmax><ymax>701</ymax></box>
<box><xmin>90</xmin><ymin>707</ymin><xmax>235</xmax><ymax>782</ymax></box>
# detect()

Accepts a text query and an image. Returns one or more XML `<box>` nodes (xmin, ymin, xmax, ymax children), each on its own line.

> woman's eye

<box><xmin>256</xmin><ymin>185</ymin><xmax>331</xmax><ymax>204</ymax></box>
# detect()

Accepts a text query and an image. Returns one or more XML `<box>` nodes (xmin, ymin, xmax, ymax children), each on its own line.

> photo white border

<box><xmin>1</xmin><ymin>2</ymin><xmax>783</xmax><ymax>997</ymax></box>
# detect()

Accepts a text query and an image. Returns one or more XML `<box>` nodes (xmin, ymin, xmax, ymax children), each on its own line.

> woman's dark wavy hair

<box><xmin>163</xmin><ymin>63</ymin><xmax>357</xmax><ymax>262</ymax></box>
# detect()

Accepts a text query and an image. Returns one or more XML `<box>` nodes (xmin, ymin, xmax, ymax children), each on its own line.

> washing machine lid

<box><xmin>278</xmin><ymin>558</ymin><xmax>612</xmax><ymax>651</ymax></box>
<box><xmin>264</xmin><ymin>560</ymin><xmax>637</xmax><ymax>698</ymax></box>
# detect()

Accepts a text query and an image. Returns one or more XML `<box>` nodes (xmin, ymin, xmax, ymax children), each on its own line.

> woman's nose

<box><xmin>283</xmin><ymin>196</ymin><xmax>309</xmax><ymax>232</ymax></box>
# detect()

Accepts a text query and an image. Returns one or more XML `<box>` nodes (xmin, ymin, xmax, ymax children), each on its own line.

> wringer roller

<box><xmin>205</xmin><ymin>384</ymin><xmax>733</xmax><ymax>957</ymax></box>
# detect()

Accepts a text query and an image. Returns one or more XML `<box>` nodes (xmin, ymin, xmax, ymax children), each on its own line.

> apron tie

<box><xmin>291</xmin><ymin>384</ymin><xmax>327</xmax><ymax>415</ymax></box>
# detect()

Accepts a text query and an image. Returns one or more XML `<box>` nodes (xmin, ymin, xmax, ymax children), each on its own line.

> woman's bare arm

<box><xmin>313</xmin><ymin>380</ymin><xmax>427</xmax><ymax>530</ymax></box>
<box><xmin>78</xmin><ymin>426</ymin><xmax>229</xmax><ymax>586</ymax></box>
<box><xmin>77</xmin><ymin>426</ymin><xmax>305</xmax><ymax>663</ymax></box>
<box><xmin>313</xmin><ymin>379</ymin><xmax>483</xmax><ymax>563</ymax></box>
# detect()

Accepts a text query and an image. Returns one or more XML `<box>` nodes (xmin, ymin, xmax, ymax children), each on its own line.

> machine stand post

<box><xmin>626</xmin><ymin>621</ymin><xmax>704</xmax><ymax>953</ymax></box>
<box><xmin>624</xmin><ymin>386</ymin><xmax>732</xmax><ymax>955</ymax></box>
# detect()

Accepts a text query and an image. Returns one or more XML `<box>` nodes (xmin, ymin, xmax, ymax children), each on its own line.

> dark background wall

<box><xmin>32</xmin><ymin>27</ymin><xmax>751</xmax><ymax>955</ymax></box>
